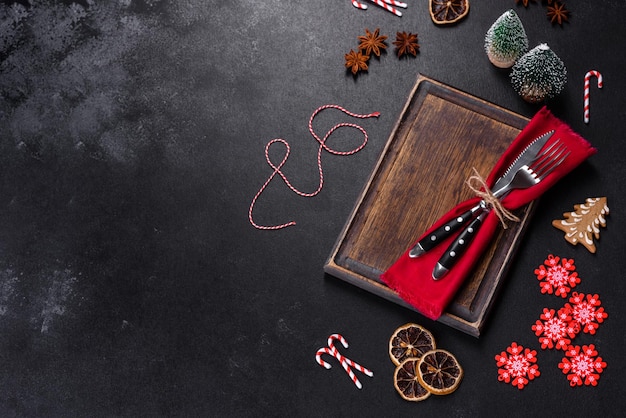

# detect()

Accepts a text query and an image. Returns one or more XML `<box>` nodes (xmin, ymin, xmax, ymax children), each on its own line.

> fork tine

<box><xmin>533</xmin><ymin>149</ymin><xmax>564</xmax><ymax>177</ymax></box>
<box><xmin>529</xmin><ymin>139</ymin><xmax>566</xmax><ymax>174</ymax></box>
<box><xmin>534</xmin><ymin>148</ymin><xmax>570</xmax><ymax>179</ymax></box>
<box><xmin>531</xmin><ymin>141</ymin><xmax>564</xmax><ymax>171</ymax></box>
<box><xmin>529</xmin><ymin>139</ymin><xmax>561</xmax><ymax>167</ymax></box>
<box><xmin>537</xmin><ymin>146</ymin><xmax>564</xmax><ymax>172</ymax></box>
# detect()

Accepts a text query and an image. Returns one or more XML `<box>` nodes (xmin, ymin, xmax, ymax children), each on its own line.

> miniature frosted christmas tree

<box><xmin>484</xmin><ymin>9</ymin><xmax>528</xmax><ymax>68</ymax></box>
<box><xmin>510</xmin><ymin>43</ymin><xmax>567</xmax><ymax>103</ymax></box>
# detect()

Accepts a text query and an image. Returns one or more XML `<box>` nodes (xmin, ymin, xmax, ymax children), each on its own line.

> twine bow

<box><xmin>466</xmin><ymin>168</ymin><xmax>520</xmax><ymax>228</ymax></box>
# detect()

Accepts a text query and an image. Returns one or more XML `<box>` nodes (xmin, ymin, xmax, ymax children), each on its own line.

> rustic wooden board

<box><xmin>324</xmin><ymin>75</ymin><xmax>534</xmax><ymax>337</ymax></box>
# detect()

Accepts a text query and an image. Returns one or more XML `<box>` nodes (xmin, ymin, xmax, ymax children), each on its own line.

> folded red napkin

<box><xmin>381</xmin><ymin>106</ymin><xmax>597</xmax><ymax>320</ymax></box>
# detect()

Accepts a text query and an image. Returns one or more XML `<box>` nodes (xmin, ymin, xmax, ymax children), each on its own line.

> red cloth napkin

<box><xmin>381</xmin><ymin>107</ymin><xmax>597</xmax><ymax>320</ymax></box>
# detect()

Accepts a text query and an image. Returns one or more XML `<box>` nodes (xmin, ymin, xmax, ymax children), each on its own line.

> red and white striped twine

<box><xmin>584</xmin><ymin>70</ymin><xmax>603</xmax><ymax>124</ymax></box>
<box><xmin>315</xmin><ymin>333</ymin><xmax>374</xmax><ymax>389</ymax></box>
<box><xmin>248</xmin><ymin>105</ymin><xmax>380</xmax><ymax>230</ymax></box>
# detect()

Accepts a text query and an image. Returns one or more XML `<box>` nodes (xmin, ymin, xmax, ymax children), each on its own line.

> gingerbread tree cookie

<box><xmin>552</xmin><ymin>197</ymin><xmax>609</xmax><ymax>253</ymax></box>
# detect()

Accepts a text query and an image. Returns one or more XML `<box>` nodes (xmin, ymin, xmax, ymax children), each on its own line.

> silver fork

<box><xmin>527</xmin><ymin>139</ymin><xmax>570</xmax><ymax>183</ymax></box>
<box><xmin>492</xmin><ymin>141</ymin><xmax>568</xmax><ymax>198</ymax></box>
<box><xmin>409</xmin><ymin>139</ymin><xmax>568</xmax><ymax>258</ymax></box>
<box><xmin>431</xmin><ymin>142</ymin><xmax>571</xmax><ymax>280</ymax></box>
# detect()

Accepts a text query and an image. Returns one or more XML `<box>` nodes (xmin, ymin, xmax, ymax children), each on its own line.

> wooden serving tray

<box><xmin>324</xmin><ymin>75</ymin><xmax>534</xmax><ymax>337</ymax></box>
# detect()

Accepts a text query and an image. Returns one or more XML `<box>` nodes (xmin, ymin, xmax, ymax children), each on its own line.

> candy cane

<box><xmin>315</xmin><ymin>347</ymin><xmax>335</xmax><ymax>369</ymax></box>
<box><xmin>249</xmin><ymin>105</ymin><xmax>379</xmax><ymax>230</ymax></box>
<box><xmin>315</xmin><ymin>334</ymin><xmax>374</xmax><ymax>389</ymax></box>
<box><xmin>584</xmin><ymin>70</ymin><xmax>603</xmax><ymax>124</ymax></box>
<box><xmin>384</xmin><ymin>0</ymin><xmax>408</xmax><ymax>8</ymax></box>
<box><xmin>327</xmin><ymin>334</ymin><xmax>374</xmax><ymax>377</ymax></box>
<box><xmin>327</xmin><ymin>333</ymin><xmax>349</xmax><ymax>350</ymax></box>
<box><xmin>349</xmin><ymin>0</ymin><xmax>407</xmax><ymax>16</ymax></box>
<box><xmin>316</xmin><ymin>346</ymin><xmax>364</xmax><ymax>388</ymax></box>
<box><xmin>371</xmin><ymin>0</ymin><xmax>403</xmax><ymax>16</ymax></box>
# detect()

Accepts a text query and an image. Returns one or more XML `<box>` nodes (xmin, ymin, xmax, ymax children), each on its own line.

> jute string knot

<box><xmin>466</xmin><ymin>168</ymin><xmax>520</xmax><ymax>229</ymax></box>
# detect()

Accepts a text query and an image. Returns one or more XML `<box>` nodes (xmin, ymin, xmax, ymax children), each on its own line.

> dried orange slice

<box><xmin>417</xmin><ymin>349</ymin><xmax>464</xmax><ymax>395</ymax></box>
<box><xmin>393</xmin><ymin>358</ymin><xmax>432</xmax><ymax>402</ymax></box>
<box><xmin>429</xmin><ymin>0</ymin><xmax>470</xmax><ymax>25</ymax></box>
<box><xmin>388</xmin><ymin>323</ymin><xmax>436</xmax><ymax>366</ymax></box>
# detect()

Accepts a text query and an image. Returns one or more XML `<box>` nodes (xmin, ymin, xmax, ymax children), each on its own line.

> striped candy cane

<box><xmin>349</xmin><ymin>0</ymin><xmax>407</xmax><ymax>16</ymax></box>
<box><xmin>315</xmin><ymin>347</ymin><xmax>334</xmax><ymax>369</ymax></box>
<box><xmin>371</xmin><ymin>0</ymin><xmax>403</xmax><ymax>16</ymax></box>
<box><xmin>249</xmin><ymin>105</ymin><xmax>379</xmax><ymax>230</ymax></box>
<box><xmin>584</xmin><ymin>70</ymin><xmax>603</xmax><ymax>124</ymax></box>
<box><xmin>327</xmin><ymin>334</ymin><xmax>374</xmax><ymax>377</ymax></box>
<box><xmin>316</xmin><ymin>346</ymin><xmax>364</xmax><ymax>389</ymax></box>
<box><xmin>315</xmin><ymin>334</ymin><xmax>374</xmax><ymax>389</ymax></box>
<box><xmin>384</xmin><ymin>0</ymin><xmax>408</xmax><ymax>8</ymax></box>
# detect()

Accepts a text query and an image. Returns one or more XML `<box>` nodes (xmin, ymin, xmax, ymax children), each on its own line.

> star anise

<box><xmin>515</xmin><ymin>0</ymin><xmax>536</xmax><ymax>6</ymax></box>
<box><xmin>393</xmin><ymin>32</ymin><xmax>419</xmax><ymax>58</ymax></box>
<box><xmin>344</xmin><ymin>49</ymin><xmax>369</xmax><ymax>75</ymax></box>
<box><xmin>357</xmin><ymin>28</ymin><xmax>387</xmax><ymax>57</ymax></box>
<box><xmin>547</xmin><ymin>2</ymin><xmax>569</xmax><ymax>25</ymax></box>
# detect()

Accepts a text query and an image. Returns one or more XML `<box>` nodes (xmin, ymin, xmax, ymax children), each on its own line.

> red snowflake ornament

<box><xmin>534</xmin><ymin>255</ymin><xmax>581</xmax><ymax>297</ymax></box>
<box><xmin>532</xmin><ymin>308</ymin><xmax>580</xmax><ymax>350</ymax></box>
<box><xmin>495</xmin><ymin>342</ymin><xmax>540</xmax><ymax>389</ymax></box>
<box><xmin>559</xmin><ymin>344</ymin><xmax>606</xmax><ymax>387</ymax></box>
<box><xmin>564</xmin><ymin>292</ymin><xmax>608</xmax><ymax>335</ymax></box>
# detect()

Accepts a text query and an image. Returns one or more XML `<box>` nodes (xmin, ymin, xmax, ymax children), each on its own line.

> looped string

<box><xmin>249</xmin><ymin>104</ymin><xmax>380</xmax><ymax>230</ymax></box>
<box><xmin>465</xmin><ymin>167</ymin><xmax>520</xmax><ymax>229</ymax></box>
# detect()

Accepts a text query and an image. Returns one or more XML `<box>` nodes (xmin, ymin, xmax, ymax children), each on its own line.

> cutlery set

<box><xmin>409</xmin><ymin>131</ymin><xmax>571</xmax><ymax>280</ymax></box>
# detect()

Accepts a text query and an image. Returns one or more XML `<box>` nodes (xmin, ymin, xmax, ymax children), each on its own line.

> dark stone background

<box><xmin>0</xmin><ymin>0</ymin><xmax>624</xmax><ymax>416</ymax></box>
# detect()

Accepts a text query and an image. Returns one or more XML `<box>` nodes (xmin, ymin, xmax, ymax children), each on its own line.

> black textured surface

<box><xmin>1</xmin><ymin>1</ymin><xmax>625</xmax><ymax>416</ymax></box>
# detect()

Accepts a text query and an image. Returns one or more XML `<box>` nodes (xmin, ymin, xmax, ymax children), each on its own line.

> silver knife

<box><xmin>490</xmin><ymin>130</ymin><xmax>555</xmax><ymax>193</ymax></box>
<box><xmin>408</xmin><ymin>130</ymin><xmax>555</xmax><ymax>258</ymax></box>
<box><xmin>431</xmin><ymin>130</ymin><xmax>557</xmax><ymax>279</ymax></box>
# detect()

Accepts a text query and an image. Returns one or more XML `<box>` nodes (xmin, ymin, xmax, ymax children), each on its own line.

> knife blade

<box><xmin>409</xmin><ymin>130</ymin><xmax>555</xmax><ymax>258</ymax></box>
<box><xmin>490</xmin><ymin>130</ymin><xmax>555</xmax><ymax>193</ymax></box>
<box><xmin>431</xmin><ymin>130</ymin><xmax>557</xmax><ymax>279</ymax></box>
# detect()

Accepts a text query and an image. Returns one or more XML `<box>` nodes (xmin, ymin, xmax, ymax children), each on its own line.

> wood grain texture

<box><xmin>324</xmin><ymin>75</ymin><xmax>533</xmax><ymax>337</ymax></box>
